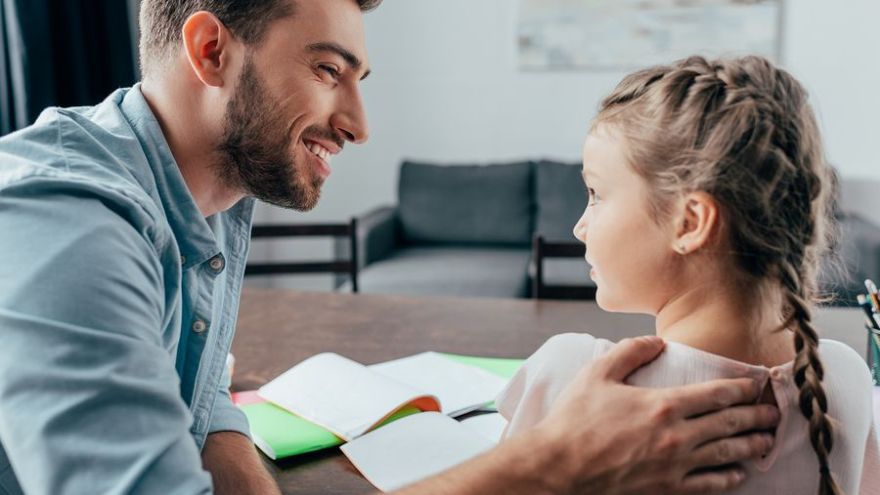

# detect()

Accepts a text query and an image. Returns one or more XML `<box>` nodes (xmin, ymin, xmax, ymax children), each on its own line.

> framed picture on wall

<box><xmin>517</xmin><ymin>0</ymin><xmax>784</xmax><ymax>71</ymax></box>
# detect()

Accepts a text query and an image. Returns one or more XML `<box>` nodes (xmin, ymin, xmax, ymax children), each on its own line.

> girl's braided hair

<box><xmin>594</xmin><ymin>55</ymin><xmax>840</xmax><ymax>494</ymax></box>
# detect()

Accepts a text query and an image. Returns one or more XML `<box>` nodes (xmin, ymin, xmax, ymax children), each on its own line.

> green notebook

<box><xmin>440</xmin><ymin>353</ymin><xmax>524</xmax><ymax>379</ymax></box>
<box><xmin>239</xmin><ymin>353</ymin><xmax>524</xmax><ymax>460</ymax></box>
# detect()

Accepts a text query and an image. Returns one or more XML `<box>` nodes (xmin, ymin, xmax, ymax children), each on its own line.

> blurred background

<box><xmin>2</xmin><ymin>0</ymin><xmax>878</xmax><ymax>298</ymax></box>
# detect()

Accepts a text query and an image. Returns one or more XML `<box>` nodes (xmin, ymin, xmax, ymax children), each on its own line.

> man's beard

<box><xmin>216</xmin><ymin>58</ymin><xmax>324</xmax><ymax>211</ymax></box>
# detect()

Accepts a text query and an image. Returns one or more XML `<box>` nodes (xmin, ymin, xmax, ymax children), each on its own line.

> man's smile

<box><xmin>302</xmin><ymin>138</ymin><xmax>339</xmax><ymax>179</ymax></box>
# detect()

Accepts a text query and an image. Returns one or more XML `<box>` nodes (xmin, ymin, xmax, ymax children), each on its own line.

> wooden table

<box><xmin>230</xmin><ymin>287</ymin><xmax>869</xmax><ymax>494</ymax></box>
<box><xmin>231</xmin><ymin>287</ymin><xmax>655</xmax><ymax>494</ymax></box>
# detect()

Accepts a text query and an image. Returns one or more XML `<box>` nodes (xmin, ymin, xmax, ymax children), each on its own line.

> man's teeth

<box><xmin>306</xmin><ymin>142</ymin><xmax>331</xmax><ymax>162</ymax></box>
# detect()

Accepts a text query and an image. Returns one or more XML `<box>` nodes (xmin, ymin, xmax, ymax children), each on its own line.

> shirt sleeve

<box><xmin>207</xmin><ymin>361</ymin><xmax>251</xmax><ymax>437</ymax></box>
<box><xmin>0</xmin><ymin>187</ymin><xmax>214</xmax><ymax>494</ymax></box>
<box><xmin>496</xmin><ymin>333</ymin><xmax>598</xmax><ymax>438</ymax></box>
<box><xmin>860</xmin><ymin>405</ymin><xmax>880</xmax><ymax>494</ymax></box>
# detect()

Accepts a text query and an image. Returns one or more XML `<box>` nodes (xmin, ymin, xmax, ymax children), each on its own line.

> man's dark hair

<box><xmin>138</xmin><ymin>0</ymin><xmax>382</xmax><ymax>77</ymax></box>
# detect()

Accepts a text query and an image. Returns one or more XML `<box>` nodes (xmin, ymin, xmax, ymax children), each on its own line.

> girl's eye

<box><xmin>586</xmin><ymin>187</ymin><xmax>599</xmax><ymax>206</ymax></box>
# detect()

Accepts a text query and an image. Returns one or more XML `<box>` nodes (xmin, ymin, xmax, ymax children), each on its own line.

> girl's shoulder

<box><xmin>526</xmin><ymin>332</ymin><xmax>618</xmax><ymax>377</ymax></box>
<box><xmin>538</xmin><ymin>332</ymin><xmax>619</xmax><ymax>357</ymax></box>
<box><xmin>497</xmin><ymin>332</ymin><xmax>611</xmax><ymax>433</ymax></box>
<box><xmin>816</xmin><ymin>338</ymin><xmax>874</xmax><ymax>423</ymax></box>
<box><xmin>818</xmin><ymin>338</ymin><xmax>873</xmax><ymax>384</ymax></box>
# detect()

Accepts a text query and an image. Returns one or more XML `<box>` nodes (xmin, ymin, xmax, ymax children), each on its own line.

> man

<box><xmin>0</xmin><ymin>0</ymin><xmax>778</xmax><ymax>493</ymax></box>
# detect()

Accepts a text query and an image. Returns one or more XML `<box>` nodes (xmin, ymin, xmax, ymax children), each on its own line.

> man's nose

<box><xmin>331</xmin><ymin>90</ymin><xmax>369</xmax><ymax>144</ymax></box>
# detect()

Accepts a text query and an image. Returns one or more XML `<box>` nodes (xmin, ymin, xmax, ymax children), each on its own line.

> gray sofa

<box><xmin>343</xmin><ymin>160</ymin><xmax>880</xmax><ymax>304</ymax></box>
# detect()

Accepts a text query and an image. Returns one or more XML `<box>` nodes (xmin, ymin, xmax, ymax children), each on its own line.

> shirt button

<box><xmin>209</xmin><ymin>254</ymin><xmax>225</xmax><ymax>273</ymax></box>
<box><xmin>180</xmin><ymin>255</ymin><xmax>186</xmax><ymax>265</ymax></box>
<box><xmin>192</xmin><ymin>319</ymin><xmax>208</xmax><ymax>333</ymax></box>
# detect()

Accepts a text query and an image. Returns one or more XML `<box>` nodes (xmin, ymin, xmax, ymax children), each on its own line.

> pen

<box><xmin>860</xmin><ymin>296</ymin><xmax>880</xmax><ymax>380</ymax></box>
<box><xmin>866</xmin><ymin>279</ymin><xmax>880</xmax><ymax>314</ymax></box>
<box><xmin>863</xmin><ymin>283</ymin><xmax>880</xmax><ymax>386</ymax></box>
<box><xmin>858</xmin><ymin>295</ymin><xmax>879</xmax><ymax>330</ymax></box>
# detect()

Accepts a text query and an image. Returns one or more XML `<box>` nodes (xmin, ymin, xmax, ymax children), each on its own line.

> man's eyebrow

<box><xmin>307</xmin><ymin>42</ymin><xmax>371</xmax><ymax>80</ymax></box>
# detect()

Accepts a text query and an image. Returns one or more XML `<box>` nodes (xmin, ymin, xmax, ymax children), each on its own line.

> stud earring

<box><xmin>677</xmin><ymin>244</ymin><xmax>687</xmax><ymax>254</ymax></box>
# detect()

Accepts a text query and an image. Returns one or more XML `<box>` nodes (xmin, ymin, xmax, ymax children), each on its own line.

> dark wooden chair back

<box><xmin>532</xmin><ymin>235</ymin><xmax>596</xmax><ymax>300</ymax></box>
<box><xmin>246</xmin><ymin>219</ymin><xmax>358</xmax><ymax>293</ymax></box>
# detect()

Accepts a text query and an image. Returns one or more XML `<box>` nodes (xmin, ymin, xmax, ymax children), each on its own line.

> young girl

<box><xmin>497</xmin><ymin>56</ymin><xmax>879</xmax><ymax>494</ymax></box>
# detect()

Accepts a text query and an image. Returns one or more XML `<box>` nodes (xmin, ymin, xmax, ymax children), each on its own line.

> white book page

<box><xmin>340</xmin><ymin>412</ymin><xmax>495</xmax><ymax>492</ymax></box>
<box><xmin>258</xmin><ymin>353</ymin><xmax>440</xmax><ymax>440</ymax></box>
<box><xmin>251</xmin><ymin>434</ymin><xmax>276</xmax><ymax>460</ymax></box>
<box><xmin>460</xmin><ymin>413</ymin><xmax>508</xmax><ymax>443</ymax></box>
<box><xmin>369</xmin><ymin>352</ymin><xmax>507</xmax><ymax>417</ymax></box>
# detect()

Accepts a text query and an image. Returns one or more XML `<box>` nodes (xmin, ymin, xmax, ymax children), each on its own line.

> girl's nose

<box><xmin>572</xmin><ymin>209</ymin><xmax>588</xmax><ymax>243</ymax></box>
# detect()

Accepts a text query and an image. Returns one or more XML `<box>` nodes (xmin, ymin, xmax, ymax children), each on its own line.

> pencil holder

<box><xmin>869</xmin><ymin>325</ymin><xmax>880</xmax><ymax>386</ymax></box>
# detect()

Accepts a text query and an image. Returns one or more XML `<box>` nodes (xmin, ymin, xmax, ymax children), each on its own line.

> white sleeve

<box><xmin>496</xmin><ymin>333</ymin><xmax>600</xmax><ymax>438</ymax></box>
<box><xmin>859</xmin><ymin>409</ymin><xmax>880</xmax><ymax>494</ymax></box>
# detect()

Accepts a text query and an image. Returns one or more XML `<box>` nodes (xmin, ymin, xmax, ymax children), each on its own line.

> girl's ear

<box><xmin>671</xmin><ymin>191</ymin><xmax>719</xmax><ymax>255</ymax></box>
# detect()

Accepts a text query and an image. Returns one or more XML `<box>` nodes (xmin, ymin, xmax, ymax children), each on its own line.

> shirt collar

<box><xmin>117</xmin><ymin>84</ymin><xmax>221</xmax><ymax>269</ymax></box>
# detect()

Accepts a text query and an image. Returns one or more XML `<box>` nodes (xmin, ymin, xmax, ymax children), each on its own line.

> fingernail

<box><xmin>761</xmin><ymin>434</ymin><xmax>774</xmax><ymax>457</ymax></box>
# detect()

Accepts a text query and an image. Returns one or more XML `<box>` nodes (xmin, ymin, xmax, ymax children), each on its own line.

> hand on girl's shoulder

<box><xmin>496</xmin><ymin>332</ymin><xmax>612</xmax><ymax>435</ymax></box>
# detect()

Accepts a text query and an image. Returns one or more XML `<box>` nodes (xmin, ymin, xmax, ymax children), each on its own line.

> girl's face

<box><xmin>573</xmin><ymin>127</ymin><xmax>679</xmax><ymax>314</ymax></box>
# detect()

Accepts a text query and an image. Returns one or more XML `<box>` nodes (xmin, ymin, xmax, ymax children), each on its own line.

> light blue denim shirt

<box><xmin>0</xmin><ymin>85</ymin><xmax>256</xmax><ymax>494</ymax></box>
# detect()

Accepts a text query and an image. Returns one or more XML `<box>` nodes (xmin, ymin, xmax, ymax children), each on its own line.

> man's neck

<box><xmin>140</xmin><ymin>78</ymin><xmax>244</xmax><ymax>217</ymax></box>
<box><xmin>654</xmin><ymin>281</ymin><xmax>794</xmax><ymax>367</ymax></box>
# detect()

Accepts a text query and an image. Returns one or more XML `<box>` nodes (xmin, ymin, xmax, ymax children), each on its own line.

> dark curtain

<box><xmin>0</xmin><ymin>0</ymin><xmax>137</xmax><ymax>135</ymax></box>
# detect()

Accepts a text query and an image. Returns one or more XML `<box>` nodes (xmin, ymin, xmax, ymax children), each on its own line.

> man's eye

<box><xmin>319</xmin><ymin>65</ymin><xmax>340</xmax><ymax>79</ymax></box>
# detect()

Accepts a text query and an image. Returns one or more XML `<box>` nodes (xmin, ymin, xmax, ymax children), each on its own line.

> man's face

<box><xmin>216</xmin><ymin>0</ymin><xmax>370</xmax><ymax>210</ymax></box>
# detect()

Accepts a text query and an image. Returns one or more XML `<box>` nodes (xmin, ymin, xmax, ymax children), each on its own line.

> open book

<box><xmin>238</xmin><ymin>352</ymin><xmax>522</xmax><ymax>459</ymax></box>
<box><xmin>341</xmin><ymin>411</ymin><xmax>509</xmax><ymax>492</ymax></box>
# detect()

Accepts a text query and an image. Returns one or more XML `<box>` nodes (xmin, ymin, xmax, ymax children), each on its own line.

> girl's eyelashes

<box><xmin>585</xmin><ymin>185</ymin><xmax>599</xmax><ymax>207</ymax></box>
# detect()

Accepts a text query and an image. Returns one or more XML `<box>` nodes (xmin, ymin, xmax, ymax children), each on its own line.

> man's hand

<box><xmin>393</xmin><ymin>336</ymin><xmax>777</xmax><ymax>495</ymax></box>
<box><xmin>535</xmin><ymin>336</ymin><xmax>778</xmax><ymax>495</ymax></box>
<box><xmin>202</xmin><ymin>431</ymin><xmax>281</xmax><ymax>495</ymax></box>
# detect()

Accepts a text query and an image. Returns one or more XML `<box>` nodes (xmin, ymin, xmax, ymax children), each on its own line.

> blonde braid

<box><xmin>595</xmin><ymin>55</ymin><xmax>842</xmax><ymax>494</ymax></box>
<box><xmin>780</xmin><ymin>261</ymin><xmax>841</xmax><ymax>494</ymax></box>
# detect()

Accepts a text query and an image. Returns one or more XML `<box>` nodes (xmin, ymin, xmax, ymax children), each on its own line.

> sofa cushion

<box><xmin>357</xmin><ymin>246</ymin><xmax>531</xmax><ymax>298</ymax></box>
<box><xmin>534</xmin><ymin>160</ymin><xmax>586</xmax><ymax>242</ymax></box>
<box><xmin>398</xmin><ymin>161</ymin><xmax>533</xmax><ymax>246</ymax></box>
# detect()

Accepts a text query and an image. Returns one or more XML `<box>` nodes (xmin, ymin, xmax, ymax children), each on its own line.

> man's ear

<box><xmin>181</xmin><ymin>11</ymin><xmax>238</xmax><ymax>88</ymax></box>
<box><xmin>672</xmin><ymin>191</ymin><xmax>719</xmax><ymax>255</ymax></box>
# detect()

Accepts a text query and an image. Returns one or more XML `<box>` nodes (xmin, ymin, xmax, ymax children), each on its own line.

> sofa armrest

<box><xmin>358</xmin><ymin>205</ymin><xmax>400</xmax><ymax>268</ymax></box>
<box><xmin>334</xmin><ymin>205</ymin><xmax>399</xmax><ymax>272</ymax></box>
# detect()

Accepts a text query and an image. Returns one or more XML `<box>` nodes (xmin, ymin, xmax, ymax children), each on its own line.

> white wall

<box><xmin>254</xmin><ymin>0</ymin><xmax>880</xmax><ymax>288</ymax></box>
<box><xmin>785</xmin><ymin>0</ymin><xmax>880</xmax><ymax>180</ymax></box>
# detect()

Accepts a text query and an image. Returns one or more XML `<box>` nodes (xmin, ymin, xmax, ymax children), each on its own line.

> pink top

<box><xmin>497</xmin><ymin>334</ymin><xmax>880</xmax><ymax>494</ymax></box>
